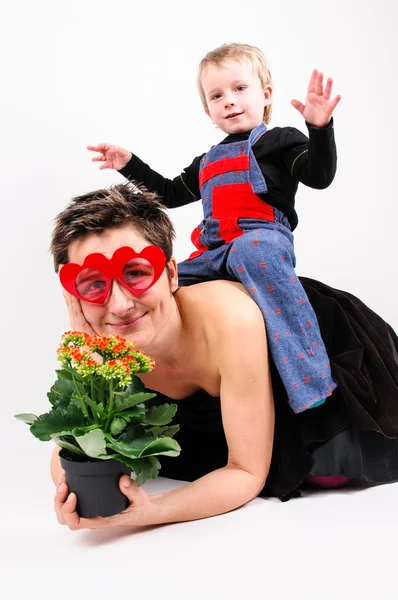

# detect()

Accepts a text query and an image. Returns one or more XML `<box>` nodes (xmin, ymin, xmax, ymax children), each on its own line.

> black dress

<box><xmin>154</xmin><ymin>277</ymin><xmax>398</xmax><ymax>501</ymax></box>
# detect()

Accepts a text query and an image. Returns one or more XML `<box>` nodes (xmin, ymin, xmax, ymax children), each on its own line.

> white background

<box><xmin>1</xmin><ymin>0</ymin><xmax>397</xmax><ymax>597</ymax></box>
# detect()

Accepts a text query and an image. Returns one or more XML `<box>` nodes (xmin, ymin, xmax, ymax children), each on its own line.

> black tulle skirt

<box><xmin>156</xmin><ymin>277</ymin><xmax>398</xmax><ymax>500</ymax></box>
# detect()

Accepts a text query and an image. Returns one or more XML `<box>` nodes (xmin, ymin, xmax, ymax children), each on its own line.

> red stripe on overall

<box><xmin>212</xmin><ymin>183</ymin><xmax>274</xmax><ymax>244</ymax></box>
<box><xmin>190</xmin><ymin>154</ymin><xmax>274</xmax><ymax>256</ymax></box>
<box><xmin>199</xmin><ymin>155</ymin><xmax>250</xmax><ymax>187</ymax></box>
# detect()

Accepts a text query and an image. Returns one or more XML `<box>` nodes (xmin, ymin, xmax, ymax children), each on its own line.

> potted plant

<box><xmin>15</xmin><ymin>331</ymin><xmax>180</xmax><ymax>517</ymax></box>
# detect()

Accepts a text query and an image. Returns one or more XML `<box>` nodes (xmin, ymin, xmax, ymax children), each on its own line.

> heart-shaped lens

<box><xmin>75</xmin><ymin>268</ymin><xmax>107</xmax><ymax>301</ymax></box>
<box><xmin>122</xmin><ymin>258</ymin><xmax>155</xmax><ymax>291</ymax></box>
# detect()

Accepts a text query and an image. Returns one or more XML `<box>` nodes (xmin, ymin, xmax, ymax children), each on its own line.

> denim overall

<box><xmin>178</xmin><ymin>122</ymin><xmax>337</xmax><ymax>413</ymax></box>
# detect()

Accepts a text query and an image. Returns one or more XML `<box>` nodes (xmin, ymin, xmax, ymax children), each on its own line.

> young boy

<box><xmin>87</xmin><ymin>42</ymin><xmax>341</xmax><ymax>413</ymax></box>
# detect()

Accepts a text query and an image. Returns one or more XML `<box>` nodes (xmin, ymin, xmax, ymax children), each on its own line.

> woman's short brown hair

<box><xmin>50</xmin><ymin>183</ymin><xmax>175</xmax><ymax>271</ymax></box>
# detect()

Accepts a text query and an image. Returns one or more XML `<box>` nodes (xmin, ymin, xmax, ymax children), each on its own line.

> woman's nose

<box><xmin>107</xmin><ymin>280</ymin><xmax>135</xmax><ymax>315</ymax></box>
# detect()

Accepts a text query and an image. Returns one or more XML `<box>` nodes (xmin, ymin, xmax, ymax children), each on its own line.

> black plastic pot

<box><xmin>59</xmin><ymin>450</ymin><xmax>131</xmax><ymax>518</ymax></box>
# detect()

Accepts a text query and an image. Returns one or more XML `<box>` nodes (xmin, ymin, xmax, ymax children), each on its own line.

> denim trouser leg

<box><xmin>226</xmin><ymin>226</ymin><xmax>337</xmax><ymax>412</ymax></box>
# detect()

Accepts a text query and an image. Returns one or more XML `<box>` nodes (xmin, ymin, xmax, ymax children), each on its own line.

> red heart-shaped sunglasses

<box><xmin>59</xmin><ymin>246</ymin><xmax>167</xmax><ymax>304</ymax></box>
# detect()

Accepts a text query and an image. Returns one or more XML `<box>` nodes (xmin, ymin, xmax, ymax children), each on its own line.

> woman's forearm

<box><xmin>51</xmin><ymin>446</ymin><xmax>265</xmax><ymax>526</ymax></box>
<box><xmin>143</xmin><ymin>465</ymin><xmax>265</xmax><ymax>525</ymax></box>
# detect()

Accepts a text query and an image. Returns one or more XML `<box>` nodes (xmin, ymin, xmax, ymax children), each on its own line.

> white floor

<box><xmin>2</xmin><ymin>446</ymin><xmax>398</xmax><ymax>600</ymax></box>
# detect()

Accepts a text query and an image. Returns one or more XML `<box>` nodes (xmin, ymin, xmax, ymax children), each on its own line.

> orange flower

<box><xmin>56</xmin><ymin>331</ymin><xmax>154</xmax><ymax>383</ymax></box>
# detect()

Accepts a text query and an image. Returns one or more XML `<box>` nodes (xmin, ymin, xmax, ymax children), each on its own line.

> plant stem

<box><xmin>71</xmin><ymin>372</ymin><xmax>90</xmax><ymax>420</ymax></box>
<box><xmin>105</xmin><ymin>379</ymin><xmax>114</xmax><ymax>433</ymax></box>
<box><xmin>99</xmin><ymin>379</ymin><xmax>105</xmax><ymax>411</ymax></box>
<box><xmin>90</xmin><ymin>379</ymin><xmax>100</xmax><ymax>424</ymax></box>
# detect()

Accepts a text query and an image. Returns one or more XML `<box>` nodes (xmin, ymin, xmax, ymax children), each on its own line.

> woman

<box><xmin>51</xmin><ymin>183</ymin><xmax>398</xmax><ymax>530</ymax></box>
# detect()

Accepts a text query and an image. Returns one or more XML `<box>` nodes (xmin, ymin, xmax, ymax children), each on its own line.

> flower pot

<box><xmin>59</xmin><ymin>450</ymin><xmax>131</xmax><ymax>518</ymax></box>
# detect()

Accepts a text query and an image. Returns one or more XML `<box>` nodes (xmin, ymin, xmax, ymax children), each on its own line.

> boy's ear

<box><xmin>263</xmin><ymin>84</ymin><xmax>272</xmax><ymax>105</ymax></box>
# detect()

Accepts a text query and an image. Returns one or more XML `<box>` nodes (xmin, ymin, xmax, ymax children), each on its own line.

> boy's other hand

<box><xmin>291</xmin><ymin>69</ymin><xmax>341</xmax><ymax>128</ymax></box>
<box><xmin>87</xmin><ymin>144</ymin><xmax>132</xmax><ymax>171</ymax></box>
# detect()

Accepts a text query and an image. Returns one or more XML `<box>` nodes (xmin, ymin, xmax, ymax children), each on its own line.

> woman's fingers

<box><xmin>61</xmin><ymin>492</ymin><xmax>87</xmax><ymax>530</ymax></box>
<box><xmin>63</xmin><ymin>289</ymin><xmax>80</xmax><ymax>329</ymax></box>
<box><xmin>62</xmin><ymin>290</ymin><xmax>96</xmax><ymax>334</ymax></box>
<box><xmin>54</xmin><ymin>474</ymin><xmax>112</xmax><ymax>530</ymax></box>
<box><xmin>55</xmin><ymin>476</ymin><xmax>150</xmax><ymax>530</ymax></box>
<box><xmin>54</xmin><ymin>475</ymin><xmax>68</xmax><ymax>525</ymax></box>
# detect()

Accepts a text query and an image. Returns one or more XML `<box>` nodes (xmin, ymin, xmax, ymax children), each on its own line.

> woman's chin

<box><xmin>117</xmin><ymin>329</ymin><xmax>149</xmax><ymax>347</ymax></box>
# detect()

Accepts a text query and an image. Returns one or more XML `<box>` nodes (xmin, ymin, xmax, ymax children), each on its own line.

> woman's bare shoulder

<box><xmin>179</xmin><ymin>280</ymin><xmax>264</xmax><ymax>326</ymax></box>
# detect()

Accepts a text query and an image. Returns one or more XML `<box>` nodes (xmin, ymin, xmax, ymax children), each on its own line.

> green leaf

<box><xmin>55</xmin><ymin>368</ymin><xmax>74</xmax><ymax>381</ymax></box>
<box><xmin>109</xmin><ymin>434</ymin><xmax>181</xmax><ymax>459</ymax></box>
<box><xmin>142</xmin><ymin>403</ymin><xmax>177</xmax><ymax>426</ymax></box>
<box><xmin>126</xmin><ymin>376</ymin><xmax>146</xmax><ymax>394</ymax></box>
<box><xmin>114</xmin><ymin>392</ymin><xmax>156</xmax><ymax>412</ymax></box>
<box><xmin>54</xmin><ymin>397</ymin><xmax>81</xmax><ymax>411</ymax></box>
<box><xmin>75</xmin><ymin>429</ymin><xmax>107</xmax><ymax>458</ymax></box>
<box><xmin>30</xmin><ymin>405</ymin><xmax>85</xmax><ymax>441</ymax></box>
<box><xmin>139</xmin><ymin>437</ymin><xmax>181</xmax><ymax>458</ymax></box>
<box><xmin>47</xmin><ymin>367</ymin><xmax>85</xmax><ymax>406</ymax></box>
<box><xmin>53</xmin><ymin>436</ymin><xmax>86</xmax><ymax>456</ymax></box>
<box><xmin>70</xmin><ymin>427</ymin><xmax>96</xmax><ymax>436</ymax></box>
<box><xmin>145</xmin><ymin>424</ymin><xmax>180</xmax><ymax>438</ymax></box>
<box><xmin>14</xmin><ymin>413</ymin><xmax>38</xmax><ymax>425</ymax></box>
<box><xmin>112</xmin><ymin>455</ymin><xmax>161</xmax><ymax>486</ymax></box>
<box><xmin>110</xmin><ymin>417</ymin><xmax>128</xmax><ymax>436</ymax></box>
<box><xmin>112</xmin><ymin>408</ymin><xmax>147</xmax><ymax>422</ymax></box>
<box><xmin>52</xmin><ymin>377</ymin><xmax>76</xmax><ymax>397</ymax></box>
<box><xmin>47</xmin><ymin>390</ymin><xmax>58</xmax><ymax>406</ymax></box>
<box><xmin>114</xmin><ymin>424</ymin><xmax>145</xmax><ymax>443</ymax></box>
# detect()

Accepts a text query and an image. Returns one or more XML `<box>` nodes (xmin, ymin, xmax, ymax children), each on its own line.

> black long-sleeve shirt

<box><xmin>119</xmin><ymin>119</ymin><xmax>337</xmax><ymax>231</ymax></box>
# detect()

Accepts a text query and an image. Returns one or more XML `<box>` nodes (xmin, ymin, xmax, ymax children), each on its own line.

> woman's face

<box><xmin>67</xmin><ymin>225</ymin><xmax>178</xmax><ymax>349</ymax></box>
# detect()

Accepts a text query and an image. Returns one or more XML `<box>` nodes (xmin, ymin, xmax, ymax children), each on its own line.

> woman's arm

<box><xmin>53</xmin><ymin>294</ymin><xmax>275</xmax><ymax>529</ymax></box>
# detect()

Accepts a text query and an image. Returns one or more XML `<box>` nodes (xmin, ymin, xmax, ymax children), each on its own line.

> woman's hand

<box><xmin>62</xmin><ymin>290</ymin><xmax>97</xmax><ymax>335</ymax></box>
<box><xmin>87</xmin><ymin>143</ymin><xmax>132</xmax><ymax>171</ymax></box>
<box><xmin>291</xmin><ymin>69</ymin><xmax>341</xmax><ymax>128</ymax></box>
<box><xmin>54</xmin><ymin>474</ymin><xmax>151</xmax><ymax>530</ymax></box>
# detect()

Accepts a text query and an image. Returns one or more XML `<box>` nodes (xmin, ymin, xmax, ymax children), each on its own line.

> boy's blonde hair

<box><xmin>197</xmin><ymin>42</ymin><xmax>273</xmax><ymax>124</ymax></box>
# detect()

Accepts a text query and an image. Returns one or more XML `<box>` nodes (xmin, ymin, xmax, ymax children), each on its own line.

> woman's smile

<box><xmin>108</xmin><ymin>312</ymin><xmax>147</xmax><ymax>332</ymax></box>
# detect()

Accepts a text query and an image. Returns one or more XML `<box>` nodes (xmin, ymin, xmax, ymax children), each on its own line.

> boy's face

<box><xmin>201</xmin><ymin>59</ymin><xmax>272</xmax><ymax>134</ymax></box>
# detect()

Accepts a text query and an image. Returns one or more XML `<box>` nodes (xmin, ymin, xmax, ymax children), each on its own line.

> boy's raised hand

<box><xmin>87</xmin><ymin>143</ymin><xmax>132</xmax><ymax>171</ymax></box>
<box><xmin>291</xmin><ymin>69</ymin><xmax>341</xmax><ymax>128</ymax></box>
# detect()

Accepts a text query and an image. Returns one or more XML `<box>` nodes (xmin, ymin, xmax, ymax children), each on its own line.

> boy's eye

<box><xmin>211</xmin><ymin>93</ymin><xmax>222</xmax><ymax>101</ymax></box>
<box><xmin>236</xmin><ymin>85</ymin><xmax>246</xmax><ymax>92</ymax></box>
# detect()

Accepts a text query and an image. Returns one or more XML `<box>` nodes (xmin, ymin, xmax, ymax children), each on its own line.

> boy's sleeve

<box><xmin>118</xmin><ymin>153</ymin><xmax>202</xmax><ymax>209</ymax></box>
<box><xmin>280</xmin><ymin>119</ymin><xmax>337</xmax><ymax>189</ymax></box>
